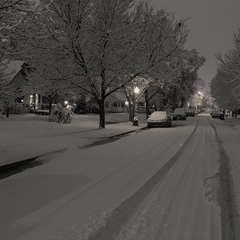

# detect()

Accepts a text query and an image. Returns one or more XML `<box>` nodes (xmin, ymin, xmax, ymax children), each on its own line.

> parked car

<box><xmin>185</xmin><ymin>108</ymin><xmax>196</xmax><ymax>117</ymax></box>
<box><xmin>211</xmin><ymin>110</ymin><xmax>221</xmax><ymax>118</ymax></box>
<box><xmin>173</xmin><ymin>108</ymin><xmax>186</xmax><ymax>120</ymax></box>
<box><xmin>147</xmin><ymin>111</ymin><xmax>172</xmax><ymax>127</ymax></box>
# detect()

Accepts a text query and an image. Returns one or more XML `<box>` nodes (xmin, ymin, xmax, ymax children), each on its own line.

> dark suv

<box><xmin>185</xmin><ymin>108</ymin><xmax>196</xmax><ymax>117</ymax></box>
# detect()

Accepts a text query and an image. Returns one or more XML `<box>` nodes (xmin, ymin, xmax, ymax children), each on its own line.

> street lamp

<box><xmin>134</xmin><ymin>86</ymin><xmax>140</xmax><ymax>94</ymax></box>
<box><xmin>133</xmin><ymin>86</ymin><xmax>140</xmax><ymax>126</ymax></box>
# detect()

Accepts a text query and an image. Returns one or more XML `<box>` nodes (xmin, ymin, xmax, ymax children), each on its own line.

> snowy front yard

<box><xmin>0</xmin><ymin>113</ymin><xmax>147</xmax><ymax>165</ymax></box>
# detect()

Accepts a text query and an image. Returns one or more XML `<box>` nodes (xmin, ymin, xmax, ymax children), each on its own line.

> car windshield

<box><xmin>149</xmin><ymin>111</ymin><xmax>167</xmax><ymax>120</ymax></box>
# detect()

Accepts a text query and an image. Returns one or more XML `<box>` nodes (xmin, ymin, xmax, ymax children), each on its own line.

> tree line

<box><xmin>1</xmin><ymin>0</ymin><xmax>205</xmax><ymax>127</ymax></box>
<box><xmin>211</xmin><ymin>27</ymin><xmax>240</xmax><ymax>113</ymax></box>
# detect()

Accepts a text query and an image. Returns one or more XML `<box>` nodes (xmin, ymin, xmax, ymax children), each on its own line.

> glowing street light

<box><xmin>134</xmin><ymin>86</ymin><xmax>140</xmax><ymax>94</ymax></box>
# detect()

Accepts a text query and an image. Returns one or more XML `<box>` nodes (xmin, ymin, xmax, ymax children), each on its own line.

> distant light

<box><xmin>125</xmin><ymin>100</ymin><xmax>129</xmax><ymax>106</ymax></box>
<box><xmin>134</xmin><ymin>87</ymin><xmax>140</xmax><ymax>94</ymax></box>
<box><xmin>21</xmin><ymin>99</ymin><xmax>24</xmax><ymax>103</ymax></box>
<box><xmin>64</xmin><ymin>100</ymin><xmax>68</xmax><ymax>105</ymax></box>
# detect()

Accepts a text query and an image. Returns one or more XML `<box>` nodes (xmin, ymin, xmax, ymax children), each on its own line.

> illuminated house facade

<box><xmin>0</xmin><ymin>60</ymin><xmax>43</xmax><ymax>113</ymax></box>
<box><xmin>86</xmin><ymin>92</ymin><xmax>146</xmax><ymax>113</ymax></box>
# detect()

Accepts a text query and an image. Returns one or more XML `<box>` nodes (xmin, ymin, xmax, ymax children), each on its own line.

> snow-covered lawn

<box><xmin>0</xmin><ymin>113</ymin><xmax>147</xmax><ymax>166</ymax></box>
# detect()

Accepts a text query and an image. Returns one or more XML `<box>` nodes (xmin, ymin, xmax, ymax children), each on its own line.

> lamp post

<box><xmin>133</xmin><ymin>86</ymin><xmax>140</xmax><ymax>126</ymax></box>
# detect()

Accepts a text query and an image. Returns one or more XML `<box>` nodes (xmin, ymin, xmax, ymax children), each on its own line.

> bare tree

<box><xmin>210</xmin><ymin>68</ymin><xmax>239</xmax><ymax>111</ymax></box>
<box><xmin>0</xmin><ymin>0</ymin><xmax>50</xmax><ymax>115</ymax></box>
<box><xmin>10</xmin><ymin>0</ymin><xmax>189</xmax><ymax>128</ymax></box>
<box><xmin>213</xmin><ymin>27</ymin><xmax>240</xmax><ymax>111</ymax></box>
<box><xmin>164</xmin><ymin>49</ymin><xmax>205</xmax><ymax>108</ymax></box>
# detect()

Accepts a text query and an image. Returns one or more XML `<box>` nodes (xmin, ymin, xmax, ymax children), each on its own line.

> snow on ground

<box><xmin>210</xmin><ymin>116</ymin><xmax>240</xmax><ymax>237</ymax></box>
<box><xmin>1</xmin><ymin>113</ymin><xmax>240</xmax><ymax>239</ymax></box>
<box><xmin>114</xmin><ymin>116</ymin><xmax>222</xmax><ymax>240</ymax></box>
<box><xmin>0</xmin><ymin>113</ymin><xmax>146</xmax><ymax>165</ymax></box>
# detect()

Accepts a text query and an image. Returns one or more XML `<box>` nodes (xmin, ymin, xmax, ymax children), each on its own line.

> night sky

<box><xmin>150</xmin><ymin>0</ymin><xmax>240</xmax><ymax>86</ymax></box>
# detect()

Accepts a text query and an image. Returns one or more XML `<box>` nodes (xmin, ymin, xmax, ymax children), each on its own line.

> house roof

<box><xmin>0</xmin><ymin>59</ymin><xmax>24</xmax><ymax>83</ymax></box>
<box><xmin>111</xmin><ymin>92</ymin><xmax>126</xmax><ymax>101</ymax></box>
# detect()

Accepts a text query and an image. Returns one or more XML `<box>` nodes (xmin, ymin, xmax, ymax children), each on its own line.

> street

<box><xmin>1</xmin><ymin>114</ymin><xmax>240</xmax><ymax>240</ymax></box>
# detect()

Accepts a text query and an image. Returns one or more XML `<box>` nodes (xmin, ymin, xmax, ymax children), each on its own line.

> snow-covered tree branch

<box><xmin>9</xmin><ymin>0</ymin><xmax>199</xmax><ymax>128</ymax></box>
<box><xmin>213</xmin><ymin>27</ymin><xmax>240</xmax><ymax>110</ymax></box>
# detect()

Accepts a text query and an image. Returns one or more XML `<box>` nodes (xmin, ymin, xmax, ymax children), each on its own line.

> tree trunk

<box><xmin>5</xmin><ymin>107</ymin><xmax>9</xmax><ymax>118</ymax></box>
<box><xmin>180</xmin><ymin>96</ymin><xmax>185</xmax><ymax>108</ymax></box>
<box><xmin>33</xmin><ymin>94</ymin><xmax>36</xmax><ymax>109</ymax></box>
<box><xmin>128</xmin><ymin>101</ymin><xmax>134</xmax><ymax>122</ymax></box>
<box><xmin>90</xmin><ymin>97</ymin><xmax>93</xmax><ymax>113</ymax></box>
<box><xmin>173</xmin><ymin>87</ymin><xmax>177</xmax><ymax>108</ymax></box>
<box><xmin>99</xmin><ymin>99</ymin><xmax>105</xmax><ymax>128</ymax></box>
<box><xmin>48</xmin><ymin>99</ymin><xmax>53</xmax><ymax>115</ymax></box>
<box><xmin>145</xmin><ymin>89</ymin><xmax>150</xmax><ymax>119</ymax></box>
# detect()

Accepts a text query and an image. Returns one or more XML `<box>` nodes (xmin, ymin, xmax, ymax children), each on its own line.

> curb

<box><xmin>110</xmin><ymin>126</ymin><xmax>148</xmax><ymax>138</ymax></box>
<box><xmin>0</xmin><ymin>148</ymin><xmax>67</xmax><ymax>174</ymax></box>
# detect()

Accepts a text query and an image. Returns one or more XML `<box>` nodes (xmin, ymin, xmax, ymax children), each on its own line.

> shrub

<box><xmin>49</xmin><ymin>103</ymin><xmax>74</xmax><ymax>123</ymax></box>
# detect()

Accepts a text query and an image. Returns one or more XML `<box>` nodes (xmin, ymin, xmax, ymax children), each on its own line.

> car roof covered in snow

<box><xmin>149</xmin><ymin>111</ymin><xmax>167</xmax><ymax>119</ymax></box>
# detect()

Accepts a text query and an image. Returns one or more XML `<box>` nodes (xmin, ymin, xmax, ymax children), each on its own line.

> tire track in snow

<box><xmin>88</xmin><ymin>119</ymin><xmax>200</xmax><ymax>240</ymax></box>
<box><xmin>210</xmin><ymin>122</ymin><xmax>239</xmax><ymax>240</ymax></box>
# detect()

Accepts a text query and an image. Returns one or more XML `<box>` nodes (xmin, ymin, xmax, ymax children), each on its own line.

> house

<box><xmin>0</xmin><ymin>60</ymin><xmax>52</xmax><ymax>113</ymax></box>
<box><xmin>0</xmin><ymin>60</ymin><xmax>31</xmax><ymax>113</ymax></box>
<box><xmin>105</xmin><ymin>92</ymin><xmax>127</xmax><ymax>113</ymax></box>
<box><xmin>86</xmin><ymin>92</ymin><xmax>146</xmax><ymax>113</ymax></box>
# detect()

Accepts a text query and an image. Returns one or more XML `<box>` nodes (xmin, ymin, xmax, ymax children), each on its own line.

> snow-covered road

<box><xmin>112</xmin><ymin>116</ymin><xmax>221</xmax><ymax>240</ymax></box>
<box><xmin>1</xmin><ymin>114</ymin><xmax>240</xmax><ymax>240</ymax></box>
